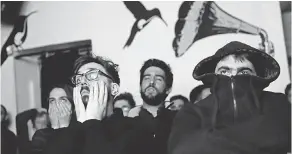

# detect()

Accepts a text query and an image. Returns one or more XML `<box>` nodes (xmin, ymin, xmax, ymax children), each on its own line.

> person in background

<box><xmin>189</xmin><ymin>84</ymin><xmax>211</xmax><ymax>104</ymax></box>
<box><xmin>16</xmin><ymin>108</ymin><xmax>49</xmax><ymax>154</ymax></box>
<box><xmin>127</xmin><ymin>58</ymin><xmax>176</xmax><ymax>154</ymax></box>
<box><xmin>285</xmin><ymin>83</ymin><xmax>291</xmax><ymax>103</ymax></box>
<box><xmin>169</xmin><ymin>41</ymin><xmax>291</xmax><ymax>154</ymax></box>
<box><xmin>30</xmin><ymin>84</ymin><xmax>76</xmax><ymax>154</ymax></box>
<box><xmin>113</xmin><ymin>92</ymin><xmax>136</xmax><ymax>116</ymax></box>
<box><xmin>1</xmin><ymin>104</ymin><xmax>17</xmax><ymax>154</ymax></box>
<box><xmin>168</xmin><ymin>95</ymin><xmax>189</xmax><ymax>111</ymax></box>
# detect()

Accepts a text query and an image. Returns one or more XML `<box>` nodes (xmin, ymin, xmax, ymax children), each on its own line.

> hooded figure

<box><xmin>168</xmin><ymin>41</ymin><xmax>291</xmax><ymax>154</ymax></box>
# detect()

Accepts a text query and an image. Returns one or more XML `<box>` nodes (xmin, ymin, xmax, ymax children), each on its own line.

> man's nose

<box><xmin>230</xmin><ymin>71</ymin><xmax>237</xmax><ymax>76</ymax></box>
<box><xmin>80</xmin><ymin>76</ymin><xmax>88</xmax><ymax>86</ymax></box>
<box><xmin>149</xmin><ymin>78</ymin><xmax>155</xmax><ymax>86</ymax></box>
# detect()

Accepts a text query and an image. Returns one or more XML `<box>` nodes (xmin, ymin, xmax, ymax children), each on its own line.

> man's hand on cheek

<box><xmin>86</xmin><ymin>80</ymin><xmax>108</xmax><ymax>121</ymax></box>
<box><xmin>73</xmin><ymin>86</ymin><xmax>86</xmax><ymax>123</ymax></box>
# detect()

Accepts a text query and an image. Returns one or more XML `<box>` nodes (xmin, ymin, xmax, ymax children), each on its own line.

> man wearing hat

<box><xmin>168</xmin><ymin>41</ymin><xmax>291</xmax><ymax>154</ymax></box>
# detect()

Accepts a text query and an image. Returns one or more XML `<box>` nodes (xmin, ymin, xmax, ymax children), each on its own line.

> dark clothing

<box><xmin>169</xmin><ymin>75</ymin><xmax>291</xmax><ymax>154</ymax></box>
<box><xmin>32</xmin><ymin>111</ymin><xmax>134</xmax><ymax>154</ymax></box>
<box><xmin>1</xmin><ymin>125</ymin><xmax>17</xmax><ymax>154</ymax></box>
<box><xmin>31</xmin><ymin>126</ymin><xmax>83</xmax><ymax>154</ymax></box>
<box><xmin>16</xmin><ymin>109</ymin><xmax>38</xmax><ymax>154</ymax></box>
<box><xmin>35</xmin><ymin>107</ymin><xmax>176</xmax><ymax>154</ymax></box>
<box><xmin>126</xmin><ymin>107</ymin><xmax>176</xmax><ymax>154</ymax></box>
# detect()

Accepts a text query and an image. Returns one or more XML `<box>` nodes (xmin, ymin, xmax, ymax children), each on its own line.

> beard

<box><xmin>140</xmin><ymin>87</ymin><xmax>168</xmax><ymax>106</ymax></box>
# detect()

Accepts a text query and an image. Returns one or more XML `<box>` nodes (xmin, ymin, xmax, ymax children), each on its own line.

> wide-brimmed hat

<box><xmin>193</xmin><ymin>41</ymin><xmax>280</xmax><ymax>83</ymax></box>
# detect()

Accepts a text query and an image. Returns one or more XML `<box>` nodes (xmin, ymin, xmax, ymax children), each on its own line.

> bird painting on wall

<box><xmin>1</xmin><ymin>11</ymin><xmax>37</xmax><ymax>66</ymax></box>
<box><xmin>123</xmin><ymin>1</ymin><xmax>168</xmax><ymax>49</ymax></box>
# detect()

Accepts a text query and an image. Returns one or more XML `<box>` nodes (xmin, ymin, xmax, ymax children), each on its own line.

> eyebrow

<box><xmin>59</xmin><ymin>96</ymin><xmax>68</xmax><ymax>99</ymax></box>
<box><xmin>217</xmin><ymin>66</ymin><xmax>230</xmax><ymax>71</ymax></box>
<box><xmin>143</xmin><ymin>74</ymin><xmax>165</xmax><ymax>79</ymax></box>
<box><xmin>77</xmin><ymin>68</ymin><xmax>96</xmax><ymax>74</ymax></box>
<box><xmin>155</xmin><ymin>75</ymin><xmax>165</xmax><ymax>79</ymax></box>
<box><xmin>237</xmin><ymin>67</ymin><xmax>254</xmax><ymax>72</ymax></box>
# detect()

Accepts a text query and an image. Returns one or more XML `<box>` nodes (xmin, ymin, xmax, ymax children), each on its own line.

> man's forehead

<box><xmin>77</xmin><ymin>62</ymin><xmax>106</xmax><ymax>73</ymax></box>
<box><xmin>144</xmin><ymin>66</ymin><xmax>165</xmax><ymax>76</ymax></box>
<box><xmin>173</xmin><ymin>99</ymin><xmax>184</xmax><ymax>103</ymax></box>
<box><xmin>217</xmin><ymin>54</ymin><xmax>254</xmax><ymax>68</ymax></box>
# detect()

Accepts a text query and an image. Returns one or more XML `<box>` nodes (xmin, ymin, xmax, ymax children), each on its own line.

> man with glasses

<box><xmin>71</xmin><ymin>55</ymin><xmax>120</xmax><ymax>122</ymax></box>
<box><xmin>42</xmin><ymin>55</ymin><xmax>135</xmax><ymax>154</ymax></box>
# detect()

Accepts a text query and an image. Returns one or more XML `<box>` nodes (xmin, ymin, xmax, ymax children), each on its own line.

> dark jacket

<box><xmin>34</xmin><ymin>107</ymin><xmax>176</xmax><ymax>154</ymax></box>
<box><xmin>1</xmin><ymin>125</ymin><xmax>17</xmax><ymax>154</ymax></box>
<box><xmin>32</xmin><ymin>110</ymin><xmax>134</xmax><ymax>154</ymax></box>
<box><xmin>168</xmin><ymin>75</ymin><xmax>291</xmax><ymax>154</ymax></box>
<box><xmin>126</xmin><ymin>107</ymin><xmax>176</xmax><ymax>154</ymax></box>
<box><xmin>16</xmin><ymin>109</ymin><xmax>38</xmax><ymax>154</ymax></box>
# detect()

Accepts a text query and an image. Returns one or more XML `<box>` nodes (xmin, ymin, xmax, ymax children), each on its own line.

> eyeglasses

<box><xmin>71</xmin><ymin>69</ymin><xmax>113</xmax><ymax>85</ymax></box>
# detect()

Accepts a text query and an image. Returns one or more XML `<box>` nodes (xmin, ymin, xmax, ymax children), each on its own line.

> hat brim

<box><xmin>193</xmin><ymin>48</ymin><xmax>280</xmax><ymax>83</ymax></box>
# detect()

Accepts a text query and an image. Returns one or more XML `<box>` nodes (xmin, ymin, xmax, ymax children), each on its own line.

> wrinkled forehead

<box><xmin>143</xmin><ymin>66</ymin><xmax>166</xmax><ymax>77</ymax></box>
<box><xmin>216</xmin><ymin>54</ymin><xmax>255</xmax><ymax>69</ymax></box>
<box><xmin>77</xmin><ymin>62</ymin><xmax>107</xmax><ymax>74</ymax></box>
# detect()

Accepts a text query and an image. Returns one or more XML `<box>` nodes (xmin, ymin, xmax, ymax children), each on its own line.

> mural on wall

<box><xmin>123</xmin><ymin>1</ymin><xmax>168</xmax><ymax>48</ymax></box>
<box><xmin>1</xmin><ymin>11</ymin><xmax>37</xmax><ymax>65</ymax></box>
<box><xmin>172</xmin><ymin>1</ymin><xmax>275</xmax><ymax>57</ymax></box>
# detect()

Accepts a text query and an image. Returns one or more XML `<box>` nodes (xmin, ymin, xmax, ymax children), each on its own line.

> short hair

<box><xmin>113</xmin><ymin>92</ymin><xmax>136</xmax><ymax>108</ymax></box>
<box><xmin>73</xmin><ymin>55</ymin><xmax>120</xmax><ymax>85</ymax></box>
<box><xmin>140</xmin><ymin>59</ymin><xmax>173</xmax><ymax>89</ymax></box>
<box><xmin>189</xmin><ymin>84</ymin><xmax>209</xmax><ymax>103</ymax></box>
<box><xmin>285</xmin><ymin>83</ymin><xmax>291</xmax><ymax>96</ymax></box>
<box><xmin>221</xmin><ymin>53</ymin><xmax>264</xmax><ymax>77</ymax></box>
<box><xmin>170</xmin><ymin>95</ymin><xmax>189</xmax><ymax>104</ymax></box>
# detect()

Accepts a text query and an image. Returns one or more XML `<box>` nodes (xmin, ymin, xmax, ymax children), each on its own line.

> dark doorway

<box><xmin>15</xmin><ymin>39</ymin><xmax>92</xmax><ymax>109</ymax></box>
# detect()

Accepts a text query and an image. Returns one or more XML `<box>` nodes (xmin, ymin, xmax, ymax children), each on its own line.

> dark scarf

<box><xmin>206</xmin><ymin>75</ymin><xmax>266</xmax><ymax>128</ymax></box>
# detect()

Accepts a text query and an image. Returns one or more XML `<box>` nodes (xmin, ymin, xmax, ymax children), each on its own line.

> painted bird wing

<box><xmin>1</xmin><ymin>16</ymin><xmax>26</xmax><ymax>65</ymax></box>
<box><xmin>1</xmin><ymin>11</ymin><xmax>37</xmax><ymax>65</ymax></box>
<box><xmin>123</xmin><ymin>21</ymin><xmax>139</xmax><ymax>48</ymax></box>
<box><xmin>123</xmin><ymin>1</ymin><xmax>148</xmax><ymax>19</ymax></box>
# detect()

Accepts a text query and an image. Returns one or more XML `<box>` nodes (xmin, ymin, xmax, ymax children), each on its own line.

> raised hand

<box><xmin>86</xmin><ymin>80</ymin><xmax>108</xmax><ymax>121</ymax></box>
<box><xmin>55</xmin><ymin>101</ymin><xmax>72</xmax><ymax>128</ymax></box>
<box><xmin>73</xmin><ymin>86</ymin><xmax>86</xmax><ymax>122</ymax></box>
<box><xmin>48</xmin><ymin>103</ymin><xmax>60</xmax><ymax>129</ymax></box>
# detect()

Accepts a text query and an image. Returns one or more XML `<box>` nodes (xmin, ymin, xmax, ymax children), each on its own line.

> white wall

<box><xmin>1</xmin><ymin>1</ymin><xmax>289</xmax><ymax>106</ymax></box>
<box><xmin>14</xmin><ymin>56</ymin><xmax>42</xmax><ymax>113</ymax></box>
<box><xmin>1</xmin><ymin>57</ymin><xmax>18</xmax><ymax>132</ymax></box>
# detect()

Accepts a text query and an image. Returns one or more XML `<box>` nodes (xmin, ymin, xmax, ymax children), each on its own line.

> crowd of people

<box><xmin>1</xmin><ymin>41</ymin><xmax>291</xmax><ymax>154</ymax></box>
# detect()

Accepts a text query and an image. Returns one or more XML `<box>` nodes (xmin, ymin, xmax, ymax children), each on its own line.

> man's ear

<box><xmin>111</xmin><ymin>83</ymin><xmax>119</xmax><ymax>96</ymax></box>
<box><xmin>166</xmin><ymin>87</ymin><xmax>172</xmax><ymax>95</ymax></box>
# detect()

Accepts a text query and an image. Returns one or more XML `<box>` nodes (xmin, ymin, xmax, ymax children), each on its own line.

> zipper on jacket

<box><xmin>231</xmin><ymin>77</ymin><xmax>238</xmax><ymax>122</ymax></box>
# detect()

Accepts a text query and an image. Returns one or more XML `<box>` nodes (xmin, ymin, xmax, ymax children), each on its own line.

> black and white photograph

<box><xmin>1</xmin><ymin>1</ymin><xmax>291</xmax><ymax>154</ymax></box>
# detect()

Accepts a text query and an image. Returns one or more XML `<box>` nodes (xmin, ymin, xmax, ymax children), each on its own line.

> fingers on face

<box><xmin>98</xmin><ymin>80</ymin><xmax>104</xmax><ymax>105</ymax></box>
<box><xmin>103</xmin><ymin>83</ymin><xmax>108</xmax><ymax>106</ymax></box>
<box><xmin>58</xmin><ymin>102</ymin><xmax>72</xmax><ymax>117</ymax></box>
<box><xmin>73</xmin><ymin>86</ymin><xmax>80</xmax><ymax>105</ymax></box>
